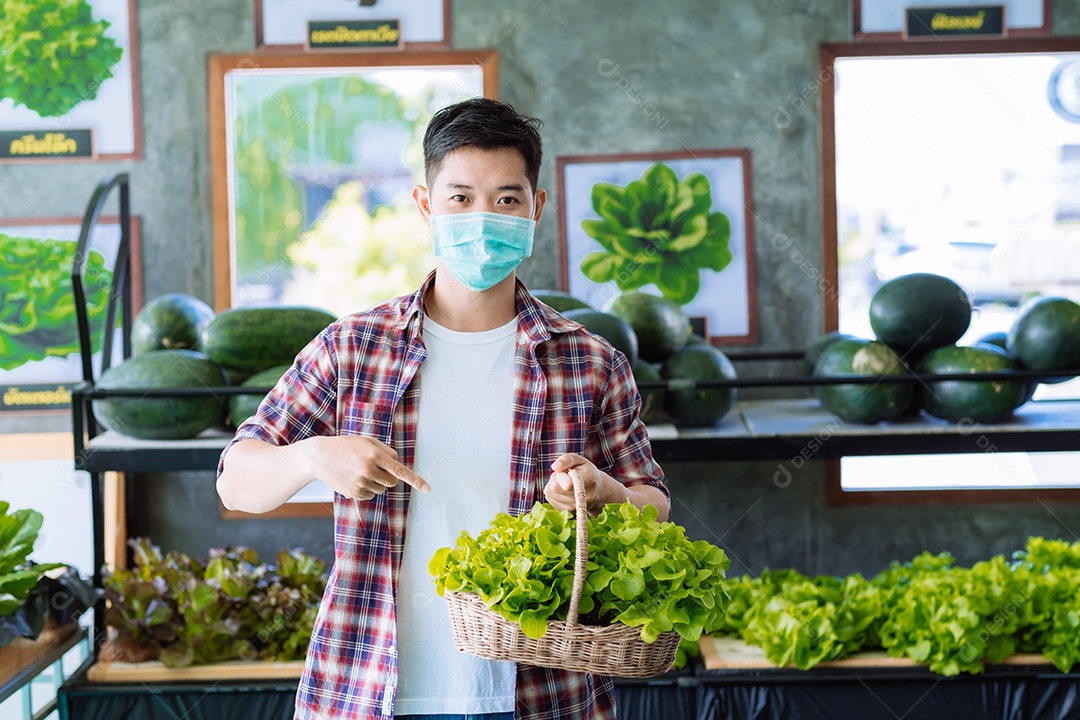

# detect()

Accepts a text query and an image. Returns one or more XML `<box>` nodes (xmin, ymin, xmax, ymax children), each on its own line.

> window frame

<box><xmin>819</xmin><ymin>37</ymin><xmax>1080</xmax><ymax>504</ymax></box>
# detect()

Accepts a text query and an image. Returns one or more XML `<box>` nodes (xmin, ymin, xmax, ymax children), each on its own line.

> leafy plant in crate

<box><xmin>579</xmin><ymin>162</ymin><xmax>732</xmax><ymax>305</ymax></box>
<box><xmin>102</xmin><ymin>538</ymin><xmax>326</xmax><ymax>667</ymax></box>
<box><xmin>0</xmin><ymin>502</ymin><xmax>96</xmax><ymax>647</ymax></box>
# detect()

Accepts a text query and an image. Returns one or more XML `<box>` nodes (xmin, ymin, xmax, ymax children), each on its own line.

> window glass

<box><xmin>833</xmin><ymin>51</ymin><xmax>1080</xmax><ymax>492</ymax></box>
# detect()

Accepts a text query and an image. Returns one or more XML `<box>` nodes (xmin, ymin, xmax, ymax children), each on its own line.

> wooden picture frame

<box><xmin>556</xmin><ymin>149</ymin><xmax>758</xmax><ymax>347</ymax></box>
<box><xmin>208</xmin><ymin>50</ymin><xmax>497</xmax><ymax>312</ymax></box>
<box><xmin>254</xmin><ymin>0</ymin><xmax>451</xmax><ymax>49</ymax></box>
<box><xmin>0</xmin><ymin>0</ymin><xmax>142</xmax><ymax>161</ymax></box>
<box><xmin>0</xmin><ymin>216</ymin><xmax>143</xmax><ymax>414</ymax></box>
<box><xmin>853</xmin><ymin>0</ymin><xmax>1051</xmax><ymax>40</ymax></box>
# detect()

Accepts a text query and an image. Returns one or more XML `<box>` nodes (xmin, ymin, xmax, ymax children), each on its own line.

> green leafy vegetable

<box><xmin>579</xmin><ymin>162</ymin><xmax>732</xmax><ymax>305</ymax></box>
<box><xmin>714</xmin><ymin>537</ymin><xmax>1080</xmax><ymax>676</ymax></box>
<box><xmin>430</xmin><ymin>501</ymin><xmax>730</xmax><ymax>643</ymax></box>
<box><xmin>0</xmin><ymin>0</ymin><xmax>123</xmax><ymax>117</ymax></box>
<box><xmin>0</xmin><ymin>233</ymin><xmax>112</xmax><ymax>371</ymax></box>
<box><xmin>102</xmin><ymin>538</ymin><xmax>326</xmax><ymax>667</ymax></box>
<box><xmin>0</xmin><ymin>501</ymin><xmax>93</xmax><ymax>649</ymax></box>
<box><xmin>0</xmin><ymin>502</ymin><xmax>64</xmax><ymax>617</ymax></box>
<box><xmin>0</xmin><ymin>568</ymin><xmax>97</xmax><ymax>648</ymax></box>
<box><xmin>876</xmin><ymin>553</ymin><xmax>1024</xmax><ymax>675</ymax></box>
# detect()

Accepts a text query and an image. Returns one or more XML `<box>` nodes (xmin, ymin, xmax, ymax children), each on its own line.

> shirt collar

<box><xmin>395</xmin><ymin>270</ymin><xmax>435</xmax><ymax>335</ymax></box>
<box><xmin>394</xmin><ymin>270</ymin><xmax>578</xmax><ymax>347</ymax></box>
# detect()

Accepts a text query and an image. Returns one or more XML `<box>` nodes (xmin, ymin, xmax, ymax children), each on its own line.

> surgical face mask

<box><xmin>430</xmin><ymin>211</ymin><xmax>535</xmax><ymax>292</ymax></box>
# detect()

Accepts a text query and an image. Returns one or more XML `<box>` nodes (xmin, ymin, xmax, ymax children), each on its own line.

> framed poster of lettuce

<box><xmin>556</xmin><ymin>150</ymin><xmax>757</xmax><ymax>345</ymax></box>
<box><xmin>209</xmin><ymin>50</ymin><xmax>497</xmax><ymax>312</ymax></box>
<box><xmin>0</xmin><ymin>217</ymin><xmax>142</xmax><ymax>413</ymax></box>
<box><xmin>0</xmin><ymin>0</ymin><xmax>142</xmax><ymax>161</ymax></box>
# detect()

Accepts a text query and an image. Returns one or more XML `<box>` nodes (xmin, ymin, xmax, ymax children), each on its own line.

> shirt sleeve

<box><xmin>592</xmin><ymin>349</ymin><xmax>670</xmax><ymax>503</ymax></box>
<box><xmin>217</xmin><ymin>327</ymin><xmax>340</xmax><ymax>477</ymax></box>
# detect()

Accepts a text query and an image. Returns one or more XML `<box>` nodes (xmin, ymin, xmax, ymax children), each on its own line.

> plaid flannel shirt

<box><xmin>219</xmin><ymin>271</ymin><xmax>669</xmax><ymax>719</ymax></box>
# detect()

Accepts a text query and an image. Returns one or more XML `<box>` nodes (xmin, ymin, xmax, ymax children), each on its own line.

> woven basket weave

<box><xmin>444</xmin><ymin>470</ymin><xmax>680</xmax><ymax>678</ymax></box>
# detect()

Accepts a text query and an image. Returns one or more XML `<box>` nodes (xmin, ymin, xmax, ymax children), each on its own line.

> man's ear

<box><xmin>532</xmin><ymin>188</ymin><xmax>547</xmax><ymax>224</ymax></box>
<box><xmin>412</xmin><ymin>185</ymin><xmax>432</xmax><ymax>222</ymax></box>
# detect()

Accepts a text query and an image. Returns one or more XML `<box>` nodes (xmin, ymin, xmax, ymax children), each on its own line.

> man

<box><xmin>217</xmin><ymin>97</ymin><xmax>669</xmax><ymax>719</ymax></box>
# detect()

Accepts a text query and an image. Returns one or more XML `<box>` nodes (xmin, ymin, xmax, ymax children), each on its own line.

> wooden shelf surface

<box><xmin>86</xmin><ymin>659</ymin><xmax>304</xmax><ymax>683</ymax></box>
<box><xmin>698</xmin><ymin>635</ymin><xmax>1049</xmax><ymax>671</ymax></box>
<box><xmin>0</xmin><ymin>624</ymin><xmax>85</xmax><ymax>704</ymax></box>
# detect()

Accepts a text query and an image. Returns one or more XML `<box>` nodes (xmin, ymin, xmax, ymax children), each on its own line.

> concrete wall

<box><xmin>3</xmin><ymin>0</ymin><xmax>1080</xmax><ymax>573</ymax></box>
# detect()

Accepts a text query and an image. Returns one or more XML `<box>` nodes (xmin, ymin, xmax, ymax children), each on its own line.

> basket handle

<box><xmin>566</xmin><ymin>467</ymin><xmax>589</xmax><ymax>626</ymax></box>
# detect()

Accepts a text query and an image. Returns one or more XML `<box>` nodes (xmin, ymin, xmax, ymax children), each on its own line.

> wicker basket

<box><xmin>444</xmin><ymin>470</ymin><xmax>680</xmax><ymax>678</ymax></box>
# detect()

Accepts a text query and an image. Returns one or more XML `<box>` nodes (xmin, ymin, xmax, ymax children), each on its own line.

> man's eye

<box><xmin>498</xmin><ymin>196</ymin><xmax>519</xmax><ymax>204</ymax></box>
<box><xmin>451</xmin><ymin>194</ymin><xmax>468</xmax><ymax>202</ymax></box>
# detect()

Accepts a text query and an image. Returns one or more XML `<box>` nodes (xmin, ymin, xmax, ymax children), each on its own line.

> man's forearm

<box><xmin>217</xmin><ymin>438</ymin><xmax>315</xmax><ymax>514</ymax></box>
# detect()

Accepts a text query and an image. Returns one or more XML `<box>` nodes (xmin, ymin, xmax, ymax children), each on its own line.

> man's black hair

<box><xmin>423</xmin><ymin>97</ymin><xmax>543</xmax><ymax>192</ymax></box>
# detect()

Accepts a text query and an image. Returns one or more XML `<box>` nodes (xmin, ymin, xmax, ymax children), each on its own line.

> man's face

<box><xmin>413</xmin><ymin>146</ymin><xmax>546</xmax><ymax>224</ymax></box>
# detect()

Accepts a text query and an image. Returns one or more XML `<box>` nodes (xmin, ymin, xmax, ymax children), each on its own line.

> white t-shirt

<box><xmin>394</xmin><ymin>315</ymin><xmax>518</xmax><ymax>715</ymax></box>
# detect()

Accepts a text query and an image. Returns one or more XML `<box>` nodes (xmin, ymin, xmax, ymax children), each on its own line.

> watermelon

<box><xmin>803</xmin><ymin>331</ymin><xmax>857</xmax><ymax>375</ymax></box>
<box><xmin>975</xmin><ymin>333</ymin><xmax>1036</xmax><ymax>406</ymax></box>
<box><xmin>563</xmin><ymin>308</ymin><xmax>639</xmax><ymax>365</ymax></box>
<box><xmin>531</xmin><ymin>289</ymin><xmax>593</xmax><ymax>313</ymax></box>
<box><xmin>813</xmin><ymin>339</ymin><xmax>912</xmax><ymax>424</ymax></box>
<box><xmin>94</xmin><ymin>350</ymin><xmax>228</xmax><ymax>439</ymax></box>
<box><xmin>976</xmin><ymin>331</ymin><xmax>1009</xmax><ymax>351</ymax></box>
<box><xmin>917</xmin><ymin>345</ymin><xmax>1027</xmax><ymax>424</ymax></box>
<box><xmin>131</xmin><ymin>293</ymin><xmax>215</xmax><ymax>356</ymax></box>
<box><xmin>605</xmin><ymin>291</ymin><xmax>692</xmax><ymax>363</ymax></box>
<box><xmin>869</xmin><ymin>273</ymin><xmax>972</xmax><ymax>362</ymax></box>
<box><xmin>661</xmin><ymin>344</ymin><xmax>737</xmax><ymax>427</ymax></box>
<box><xmin>201</xmin><ymin>306</ymin><xmax>337</xmax><ymax>374</ymax></box>
<box><xmin>1006</xmin><ymin>296</ymin><xmax>1080</xmax><ymax>382</ymax></box>
<box><xmin>229</xmin><ymin>364</ymin><xmax>290</xmax><ymax>426</ymax></box>
<box><xmin>631</xmin><ymin>358</ymin><xmax>665</xmax><ymax>424</ymax></box>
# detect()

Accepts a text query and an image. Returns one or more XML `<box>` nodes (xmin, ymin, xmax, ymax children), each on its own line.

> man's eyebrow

<box><xmin>444</xmin><ymin>182</ymin><xmax>528</xmax><ymax>192</ymax></box>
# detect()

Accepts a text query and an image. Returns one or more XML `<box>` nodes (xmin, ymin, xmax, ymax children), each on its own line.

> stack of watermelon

<box><xmin>809</xmin><ymin>273</ymin><xmax>1080</xmax><ymax>425</ymax></box>
<box><xmin>94</xmin><ymin>294</ymin><xmax>336</xmax><ymax>439</ymax></box>
<box><xmin>533</xmin><ymin>289</ymin><xmax>738</xmax><ymax>427</ymax></box>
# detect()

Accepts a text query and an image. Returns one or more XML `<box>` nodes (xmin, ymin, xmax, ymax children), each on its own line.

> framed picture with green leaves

<box><xmin>209</xmin><ymin>50</ymin><xmax>497</xmax><ymax>312</ymax></box>
<box><xmin>0</xmin><ymin>0</ymin><xmax>142</xmax><ymax>161</ymax></box>
<box><xmin>0</xmin><ymin>216</ymin><xmax>143</xmax><ymax>413</ymax></box>
<box><xmin>556</xmin><ymin>150</ymin><xmax>757</xmax><ymax>346</ymax></box>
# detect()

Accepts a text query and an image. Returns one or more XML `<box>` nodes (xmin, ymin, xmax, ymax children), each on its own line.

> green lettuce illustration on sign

<box><xmin>0</xmin><ymin>234</ymin><xmax>112</xmax><ymax>371</ymax></box>
<box><xmin>579</xmin><ymin>162</ymin><xmax>732</xmax><ymax>305</ymax></box>
<box><xmin>0</xmin><ymin>0</ymin><xmax>124</xmax><ymax>117</ymax></box>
